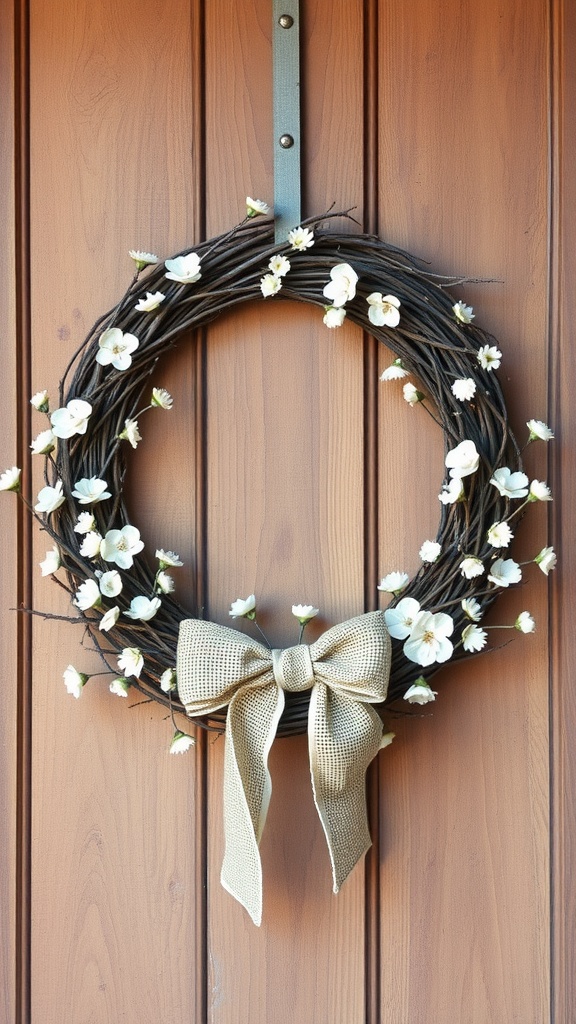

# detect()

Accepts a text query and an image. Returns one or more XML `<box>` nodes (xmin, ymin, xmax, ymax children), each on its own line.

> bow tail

<box><xmin>308</xmin><ymin>684</ymin><xmax>384</xmax><ymax>892</ymax></box>
<box><xmin>221</xmin><ymin>680</ymin><xmax>284</xmax><ymax>926</ymax></box>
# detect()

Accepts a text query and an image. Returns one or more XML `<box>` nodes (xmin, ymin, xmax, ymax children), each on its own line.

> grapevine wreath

<box><xmin>3</xmin><ymin>202</ymin><xmax>556</xmax><ymax>922</ymax></box>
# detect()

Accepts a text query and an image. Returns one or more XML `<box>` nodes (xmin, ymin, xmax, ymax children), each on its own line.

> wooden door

<box><xmin>2</xmin><ymin>1</ymin><xmax>574</xmax><ymax>1021</ymax></box>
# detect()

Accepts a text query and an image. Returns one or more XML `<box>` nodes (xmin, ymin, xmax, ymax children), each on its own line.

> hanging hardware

<box><xmin>273</xmin><ymin>0</ymin><xmax>301</xmax><ymax>241</ymax></box>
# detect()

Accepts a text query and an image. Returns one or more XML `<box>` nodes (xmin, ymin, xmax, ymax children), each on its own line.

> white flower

<box><xmin>451</xmin><ymin>378</ymin><xmax>477</xmax><ymax>402</ymax></box>
<box><xmin>260</xmin><ymin>273</ymin><xmax>282</xmax><ymax>297</ymax></box>
<box><xmin>72</xmin><ymin>477</ymin><xmax>111</xmax><ymax>504</ymax></box>
<box><xmin>477</xmin><ymin>344</ymin><xmax>502</xmax><ymax>371</ymax></box>
<box><xmin>63</xmin><ymin>665</ymin><xmax>88</xmax><ymax>698</ymax></box>
<box><xmin>380</xmin><ymin>731</ymin><xmax>395</xmax><ymax>749</ymax></box>
<box><xmin>403</xmin><ymin>382</ymin><xmax>424</xmax><ymax>406</ymax></box>
<box><xmin>268</xmin><ymin>254</ymin><xmax>291</xmax><ymax>276</ymax></box>
<box><xmin>460</xmin><ymin>556</ymin><xmax>484</xmax><ymax>579</ymax></box>
<box><xmin>99</xmin><ymin>605</ymin><xmax>120</xmax><ymax>632</ymax></box>
<box><xmin>165</xmin><ymin>252</ymin><xmax>202</xmax><ymax>284</ymax></box>
<box><xmin>160</xmin><ymin>667</ymin><xmax>177</xmax><ymax>692</ymax></box>
<box><xmin>100</xmin><ymin>525</ymin><xmax>144</xmax><ymax>569</ymax></box>
<box><xmin>453</xmin><ymin>301</ymin><xmax>475</xmax><ymax>324</ymax></box>
<box><xmin>156</xmin><ymin>548</ymin><xmax>183</xmax><ymax>567</ymax></box>
<box><xmin>515</xmin><ymin>611</ymin><xmax>535</xmax><ymax>633</ymax></box>
<box><xmin>461</xmin><ymin>597</ymin><xmax>482</xmax><ymax>621</ymax></box>
<box><xmin>487</xmin><ymin>521</ymin><xmax>514</xmax><ymax>548</ymax></box>
<box><xmin>287</xmin><ymin>226</ymin><xmax>314</xmax><ymax>251</ymax></box>
<box><xmin>246</xmin><ymin>197</ymin><xmax>270</xmax><ymax>218</ymax></box>
<box><xmin>99</xmin><ymin>570</ymin><xmax>123</xmax><ymax>598</ymax></box>
<box><xmin>74</xmin><ymin>578</ymin><xmax>101</xmax><ymax>610</ymax></box>
<box><xmin>490</xmin><ymin>467</ymin><xmax>529</xmax><ymax>499</ymax></box>
<box><xmin>124</xmin><ymin>595</ymin><xmax>162</xmax><ymax>621</ymax></box>
<box><xmin>79</xmin><ymin>531</ymin><xmax>103</xmax><ymax>558</ymax></box>
<box><xmin>534</xmin><ymin>546</ymin><xmax>557</xmax><ymax>575</ymax></box>
<box><xmin>527</xmin><ymin>419</ymin><xmax>554</xmax><ymax>442</ymax></box>
<box><xmin>291</xmin><ymin>604</ymin><xmax>319</xmax><ymax>623</ymax></box>
<box><xmin>30</xmin><ymin>429</ymin><xmax>56</xmax><ymax>455</ymax></box>
<box><xmin>487</xmin><ymin>557</ymin><xmax>522</xmax><ymax>587</ymax></box>
<box><xmin>34</xmin><ymin>481</ymin><xmax>65</xmax><ymax>514</ymax></box>
<box><xmin>419</xmin><ymin>540</ymin><xmax>441</xmax><ymax>563</ymax></box>
<box><xmin>50</xmin><ymin>399</ymin><xmax>92</xmax><ymax>439</ymax></box>
<box><xmin>445</xmin><ymin>439</ymin><xmax>479</xmax><ymax>479</ymax></box>
<box><xmin>528</xmin><ymin>479</ymin><xmax>552</xmax><ymax>502</ymax></box>
<box><xmin>156</xmin><ymin>570</ymin><xmax>175</xmax><ymax>594</ymax></box>
<box><xmin>229</xmin><ymin>594</ymin><xmax>256</xmax><ymax>619</ymax></box>
<box><xmin>134</xmin><ymin>290</ymin><xmax>165</xmax><ymax>312</ymax></box>
<box><xmin>323</xmin><ymin>263</ymin><xmax>358</xmax><ymax>307</ymax></box>
<box><xmin>384</xmin><ymin>597</ymin><xmax>421</xmax><ymax>639</ymax></box>
<box><xmin>117</xmin><ymin>419</ymin><xmax>142</xmax><ymax>448</ymax></box>
<box><xmin>0</xmin><ymin>466</ymin><xmax>21</xmax><ymax>492</ymax></box>
<box><xmin>462</xmin><ymin>623</ymin><xmax>488</xmax><ymax>652</ymax></box>
<box><xmin>366</xmin><ymin>293</ymin><xmax>401</xmax><ymax>327</ymax></box>
<box><xmin>403</xmin><ymin>611</ymin><xmax>454</xmax><ymax>667</ymax></box>
<box><xmin>438</xmin><ymin>477</ymin><xmax>464</xmax><ymax>504</ymax></box>
<box><xmin>380</xmin><ymin>359</ymin><xmax>408</xmax><ymax>381</ymax></box>
<box><xmin>404</xmin><ymin>680</ymin><xmax>437</xmax><ymax>704</ymax></box>
<box><xmin>96</xmin><ymin>328</ymin><xmax>139</xmax><ymax>371</ymax></box>
<box><xmin>170</xmin><ymin>731</ymin><xmax>195</xmax><ymax>754</ymax></box>
<box><xmin>30</xmin><ymin>389</ymin><xmax>50</xmax><ymax>412</ymax></box>
<box><xmin>40</xmin><ymin>546</ymin><xmax>61</xmax><ymax>576</ymax></box>
<box><xmin>74</xmin><ymin>511</ymin><xmax>96</xmax><ymax>534</ymax></box>
<box><xmin>117</xmin><ymin>647</ymin><xmax>144</xmax><ymax>678</ymax></box>
<box><xmin>323</xmin><ymin>306</ymin><xmax>346</xmax><ymax>328</ymax></box>
<box><xmin>129</xmin><ymin>250</ymin><xmax>158</xmax><ymax>269</ymax></box>
<box><xmin>377</xmin><ymin>571</ymin><xmax>409</xmax><ymax>594</ymax></box>
<box><xmin>109</xmin><ymin>677</ymin><xmax>130</xmax><ymax>697</ymax></box>
<box><xmin>151</xmin><ymin>387</ymin><xmax>173</xmax><ymax>409</ymax></box>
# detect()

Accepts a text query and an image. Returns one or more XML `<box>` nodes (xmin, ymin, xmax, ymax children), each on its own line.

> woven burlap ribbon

<box><xmin>177</xmin><ymin>610</ymin><xmax>391</xmax><ymax>925</ymax></box>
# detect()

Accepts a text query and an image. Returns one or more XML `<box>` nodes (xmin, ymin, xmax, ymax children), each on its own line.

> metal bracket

<box><xmin>273</xmin><ymin>0</ymin><xmax>301</xmax><ymax>242</ymax></box>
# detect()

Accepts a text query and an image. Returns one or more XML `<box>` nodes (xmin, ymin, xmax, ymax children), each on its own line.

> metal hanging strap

<box><xmin>273</xmin><ymin>0</ymin><xmax>301</xmax><ymax>242</ymax></box>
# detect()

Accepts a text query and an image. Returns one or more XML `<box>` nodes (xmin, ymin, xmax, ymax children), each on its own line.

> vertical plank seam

<box><xmin>362</xmin><ymin>1</ymin><xmax>381</xmax><ymax>1022</ymax></box>
<box><xmin>13</xmin><ymin>0</ymin><xmax>32</xmax><ymax>1020</ymax></box>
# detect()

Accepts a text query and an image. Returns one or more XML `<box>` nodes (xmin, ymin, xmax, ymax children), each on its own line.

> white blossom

<box><xmin>323</xmin><ymin>263</ymin><xmax>358</xmax><ymax>307</ymax></box>
<box><xmin>380</xmin><ymin>732</ymin><xmax>395</xmax><ymax>748</ymax></box>
<box><xmin>490</xmin><ymin>467</ymin><xmax>529</xmax><ymax>499</ymax></box>
<box><xmin>453</xmin><ymin>301</ymin><xmax>475</xmax><ymax>324</ymax></box>
<box><xmin>72</xmin><ymin>477</ymin><xmax>111</xmax><ymax>505</ymax></box>
<box><xmin>377</xmin><ymin>571</ymin><xmax>409</xmax><ymax>594</ymax></box>
<box><xmin>445</xmin><ymin>439</ymin><xmax>479</xmax><ymax>479</ymax></box>
<box><xmin>40</xmin><ymin>546</ymin><xmax>61</xmax><ymax>576</ymax></box>
<box><xmin>170</xmin><ymin>731</ymin><xmax>195</xmax><ymax>754</ymax></box>
<box><xmin>462</xmin><ymin>623</ymin><xmax>488</xmax><ymax>652</ymax></box>
<box><xmin>515</xmin><ymin>611</ymin><xmax>535</xmax><ymax>633</ymax></box>
<box><xmin>63</xmin><ymin>665</ymin><xmax>88</xmax><ymax>698</ymax></box>
<box><xmin>135</xmin><ymin>290</ymin><xmax>165</xmax><ymax>312</ymax></box>
<box><xmin>404</xmin><ymin>680</ymin><xmax>438</xmax><ymax>704</ymax></box>
<box><xmin>260</xmin><ymin>273</ymin><xmax>282</xmax><ymax>297</ymax></box>
<box><xmin>124</xmin><ymin>595</ymin><xmax>162</xmax><ymax>621</ymax></box>
<box><xmin>151</xmin><ymin>387</ymin><xmax>173</xmax><ymax>409</ymax></box>
<box><xmin>0</xmin><ymin>466</ymin><xmax>21</xmax><ymax>492</ymax></box>
<box><xmin>487</xmin><ymin>557</ymin><xmax>522</xmax><ymax>587</ymax></box>
<box><xmin>129</xmin><ymin>250</ymin><xmax>158</xmax><ymax>269</ymax></box>
<box><xmin>287</xmin><ymin>226</ymin><xmax>314</xmax><ymax>251</ymax></box>
<box><xmin>50</xmin><ymin>399</ymin><xmax>92</xmax><ymax>439</ymax></box>
<box><xmin>461</xmin><ymin>597</ymin><xmax>482</xmax><ymax>621</ymax></box>
<box><xmin>403</xmin><ymin>382</ymin><xmax>424</xmax><ymax>406</ymax></box>
<box><xmin>74</xmin><ymin>578</ymin><xmax>101</xmax><ymax>610</ymax></box>
<box><xmin>30</xmin><ymin>389</ymin><xmax>49</xmax><ymax>412</ymax></box>
<box><xmin>477</xmin><ymin>344</ymin><xmax>502</xmax><ymax>371</ymax></box>
<box><xmin>323</xmin><ymin>306</ymin><xmax>346</xmax><ymax>328</ymax></box>
<box><xmin>117</xmin><ymin>647</ymin><xmax>144</xmax><ymax>677</ymax></box>
<box><xmin>460</xmin><ymin>556</ymin><xmax>484</xmax><ymax>579</ymax></box>
<box><xmin>291</xmin><ymin>604</ymin><xmax>319</xmax><ymax>623</ymax></box>
<box><xmin>156</xmin><ymin>549</ymin><xmax>183</xmax><ymax>568</ymax></box>
<box><xmin>109</xmin><ymin>678</ymin><xmax>130</xmax><ymax>697</ymax></box>
<box><xmin>165</xmin><ymin>252</ymin><xmax>202</xmax><ymax>284</ymax></box>
<box><xmin>117</xmin><ymin>419</ymin><xmax>142</xmax><ymax>448</ymax></box>
<box><xmin>96</xmin><ymin>328</ymin><xmax>139</xmax><ymax>371</ymax></box>
<box><xmin>534</xmin><ymin>546</ymin><xmax>557</xmax><ymax>575</ymax></box>
<box><xmin>487</xmin><ymin>521</ymin><xmax>514</xmax><ymax>548</ymax></box>
<box><xmin>30</xmin><ymin>429</ymin><xmax>56</xmax><ymax>455</ymax></box>
<box><xmin>380</xmin><ymin>359</ymin><xmax>408</xmax><ymax>381</ymax></box>
<box><xmin>74</xmin><ymin>511</ymin><xmax>96</xmax><ymax>534</ymax></box>
<box><xmin>366</xmin><ymin>293</ymin><xmax>401</xmax><ymax>327</ymax></box>
<box><xmin>528</xmin><ymin>479</ymin><xmax>552</xmax><ymax>502</ymax></box>
<box><xmin>438</xmin><ymin>477</ymin><xmax>464</xmax><ymax>505</ymax></box>
<box><xmin>268</xmin><ymin>254</ymin><xmax>291</xmax><ymax>276</ymax></box>
<box><xmin>246</xmin><ymin>197</ymin><xmax>270</xmax><ymax>218</ymax></box>
<box><xmin>100</xmin><ymin>525</ymin><xmax>144</xmax><ymax>569</ymax></box>
<box><xmin>527</xmin><ymin>419</ymin><xmax>554</xmax><ymax>442</ymax></box>
<box><xmin>419</xmin><ymin>540</ymin><xmax>441</xmax><ymax>563</ymax></box>
<box><xmin>34</xmin><ymin>481</ymin><xmax>65</xmax><ymax>514</ymax></box>
<box><xmin>99</xmin><ymin>570</ymin><xmax>123</xmax><ymax>598</ymax></box>
<box><xmin>403</xmin><ymin>611</ymin><xmax>454</xmax><ymax>667</ymax></box>
<box><xmin>384</xmin><ymin>597</ymin><xmax>421</xmax><ymax>639</ymax></box>
<box><xmin>79</xmin><ymin>531</ymin><xmax>103</xmax><ymax>558</ymax></box>
<box><xmin>451</xmin><ymin>378</ymin><xmax>477</xmax><ymax>402</ymax></box>
<box><xmin>156</xmin><ymin>570</ymin><xmax>175</xmax><ymax>594</ymax></box>
<box><xmin>160</xmin><ymin>667</ymin><xmax>177</xmax><ymax>692</ymax></box>
<box><xmin>99</xmin><ymin>605</ymin><xmax>120</xmax><ymax>632</ymax></box>
<box><xmin>229</xmin><ymin>594</ymin><xmax>256</xmax><ymax>619</ymax></box>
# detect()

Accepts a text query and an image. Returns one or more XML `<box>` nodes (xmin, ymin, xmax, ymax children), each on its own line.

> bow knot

<box><xmin>176</xmin><ymin>610</ymin><xmax>391</xmax><ymax>925</ymax></box>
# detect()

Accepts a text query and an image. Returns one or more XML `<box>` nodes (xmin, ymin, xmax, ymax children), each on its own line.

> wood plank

<box><xmin>28</xmin><ymin>1</ymin><xmax>205</xmax><ymax>1018</ymax></box>
<box><xmin>376</xmin><ymin>1</ymin><xmax>550</xmax><ymax>1021</ymax></box>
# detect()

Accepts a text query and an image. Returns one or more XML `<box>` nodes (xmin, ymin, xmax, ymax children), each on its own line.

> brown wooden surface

<box><xmin>0</xmin><ymin>0</ymin><xmax>571</xmax><ymax>1021</ymax></box>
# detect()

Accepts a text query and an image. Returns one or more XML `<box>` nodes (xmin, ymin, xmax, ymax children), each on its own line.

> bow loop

<box><xmin>176</xmin><ymin>610</ymin><xmax>391</xmax><ymax>925</ymax></box>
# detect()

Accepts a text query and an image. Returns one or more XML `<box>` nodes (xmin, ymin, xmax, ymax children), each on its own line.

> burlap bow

<box><xmin>176</xmin><ymin>610</ymin><xmax>391</xmax><ymax>925</ymax></box>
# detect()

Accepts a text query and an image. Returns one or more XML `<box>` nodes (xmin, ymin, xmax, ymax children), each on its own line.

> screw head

<box><xmin>279</xmin><ymin>134</ymin><xmax>294</xmax><ymax>149</ymax></box>
<box><xmin>279</xmin><ymin>14</ymin><xmax>294</xmax><ymax>28</ymax></box>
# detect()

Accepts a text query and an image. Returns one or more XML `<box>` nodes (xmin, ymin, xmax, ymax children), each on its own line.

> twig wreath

<box><xmin>2</xmin><ymin>200</ymin><xmax>556</xmax><ymax>921</ymax></box>
<box><xmin>2</xmin><ymin>202</ymin><xmax>555</xmax><ymax>739</ymax></box>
